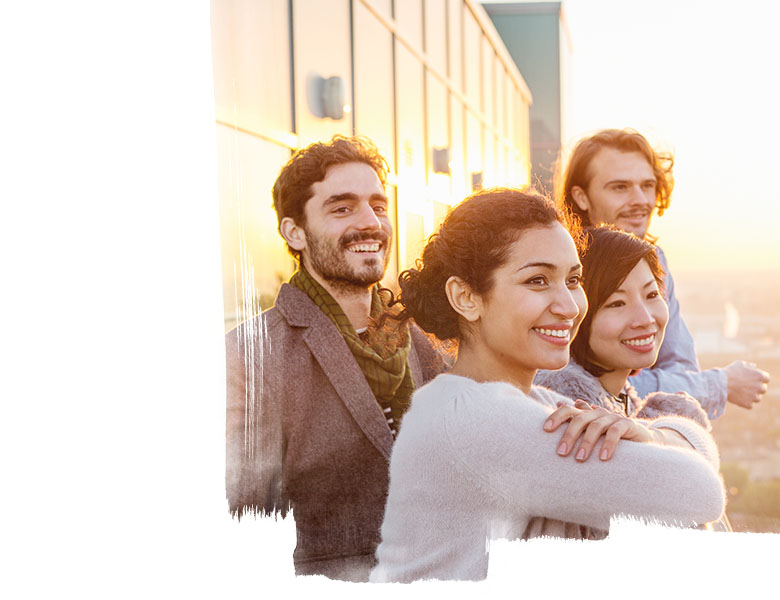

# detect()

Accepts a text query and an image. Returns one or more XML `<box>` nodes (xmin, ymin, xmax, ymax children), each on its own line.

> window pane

<box><xmin>211</xmin><ymin>0</ymin><xmax>291</xmax><ymax>136</ymax></box>
<box><xmin>449</xmin><ymin>96</ymin><xmax>467</xmax><ymax>201</ymax></box>
<box><xmin>447</xmin><ymin>0</ymin><xmax>463</xmax><ymax>91</ymax></box>
<box><xmin>394</xmin><ymin>0</ymin><xmax>423</xmax><ymax>51</ymax></box>
<box><xmin>424</xmin><ymin>0</ymin><xmax>447</xmax><ymax>74</ymax></box>
<box><xmin>395</xmin><ymin>42</ymin><xmax>427</xmax><ymax>268</ymax></box>
<box><xmin>293</xmin><ymin>0</ymin><xmax>352</xmax><ymax>144</ymax></box>
<box><xmin>483</xmin><ymin>40</ymin><xmax>496</xmax><ymax>126</ymax></box>
<box><xmin>466</xmin><ymin>111</ymin><xmax>483</xmax><ymax>189</ymax></box>
<box><xmin>354</xmin><ymin>1</ymin><xmax>395</xmax><ymax>173</ymax></box>
<box><xmin>217</xmin><ymin>126</ymin><xmax>293</xmax><ymax>329</ymax></box>
<box><xmin>463</xmin><ymin>9</ymin><xmax>481</xmax><ymax>110</ymax></box>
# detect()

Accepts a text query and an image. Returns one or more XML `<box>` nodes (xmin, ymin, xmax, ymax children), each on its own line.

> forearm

<box><xmin>451</xmin><ymin>393</ymin><xmax>725</xmax><ymax>532</ymax></box>
<box><xmin>644</xmin><ymin>416</ymin><xmax>720</xmax><ymax>470</ymax></box>
<box><xmin>630</xmin><ymin>367</ymin><xmax>727</xmax><ymax>420</ymax></box>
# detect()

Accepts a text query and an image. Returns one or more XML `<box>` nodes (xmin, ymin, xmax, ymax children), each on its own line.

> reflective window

<box><xmin>447</xmin><ymin>0</ymin><xmax>463</xmax><ymax>91</ymax></box>
<box><xmin>424</xmin><ymin>0</ymin><xmax>447</xmax><ymax>74</ymax></box>
<box><xmin>483</xmin><ymin>40</ymin><xmax>496</xmax><ymax>125</ymax></box>
<box><xmin>395</xmin><ymin>43</ymin><xmax>425</xmax><ymax>189</ymax></box>
<box><xmin>449</xmin><ymin>96</ymin><xmax>467</xmax><ymax>200</ymax></box>
<box><xmin>463</xmin><ymin>9</ymin><xmax>481</xmax><ymax>111</ymax></box>
<box><xmin>496</xmin><ymin>66</ymin><xmax>506</xmax><ymax>141</ymax></box>
<box><xmin>466</xmin><ymin>111</ymin><xmax>483</xmax><ymax>188</ymax></box>
<box><xmin>394</xmin><ymin>0</ymin><xmax>423</xmax><ymax>51</ymax></box>
<box><xmin>362</xmin><ymin>0</ymin><xmax>391</xmax><ymax>21</ymax></box>
<box><xmin>484</xmin><ymin>130</ymin><xmax>496</xmax><ymax>187</ymax></box>
<box><xmin>426</xmin><ymin>73</ymin><xmax>449</xmax><ymax>171</ymax></box>
<box><xmin>217</xmin><ymin>127</ymin><xmax>293</xmax><ymax>329</ymax></box>
<box><xmin>211</xmin><ymin>0</ymin><xmax>291</xmax><ymax>136</ymax></box>
<box><xmin>293</xmin><ymin>0</ymin><xmax>352</xmax><ymax>145</ymax></box>
<box><xmin>354</xmin><ymin>1</ymin><xmax>395</xmax><ymax>173</ymax></box>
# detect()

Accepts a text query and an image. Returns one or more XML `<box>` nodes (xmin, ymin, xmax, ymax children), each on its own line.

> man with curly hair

<box><xmin>558</xmin><ymin>128</ymin><xmax>769</xmax><ymax>419</ymax></box>
<box><xmin>225</xmin><ymin>135</ymin><xmax>446</xmax><ymax>581</ymax></box>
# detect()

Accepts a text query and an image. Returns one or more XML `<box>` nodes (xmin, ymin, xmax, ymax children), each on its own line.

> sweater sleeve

<box><xmin>444</xmin><ymin>385</ymin><xmax>725</xmax><ymax>532</ymax></box>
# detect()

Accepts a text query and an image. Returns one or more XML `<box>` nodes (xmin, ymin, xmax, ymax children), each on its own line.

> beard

<box><xmin>304</xmin><ymin>227</ymin><xmax>391</xmax><ymax>292</ymax></box>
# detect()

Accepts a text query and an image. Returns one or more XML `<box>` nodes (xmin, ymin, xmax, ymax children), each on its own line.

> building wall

<box><xmin>211</xmin><ymin>0</ymin><xmax>533</xmax><ymax>330</ymax></box>
<box><xmin>484</xmin><ymin>1</ymin><xmax>569</xmax><ymax>196</ymax></box>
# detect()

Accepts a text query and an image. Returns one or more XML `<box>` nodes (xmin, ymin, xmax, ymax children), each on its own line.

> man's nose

<box><xmin>630</xmin><ymin>184</ymin><xmax>652</xmax><ymax>205</ymax></box>
<box><xmin>354</xmin><ymin>202</ymin><xmax>382</xmax><ymax>230</ymax></box>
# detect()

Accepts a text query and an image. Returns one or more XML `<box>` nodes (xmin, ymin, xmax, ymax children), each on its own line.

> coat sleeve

<box><xmin>225</xmin><ymin>317</ymin><xmax>287</xmax><ymax>519</ymax></box>
<box><xmin>629</xmin><ymin>247</ymin><xmax>728</xmax><ymax>420</ymax></box>
<box><xmin>444</xmin><ymin>386</ymin><xmax>725</xmax><ymax>532</ymax></box>
<box><xmin>409</xmin><ymin>322</ymin><xmax>452</xmax><ymax>381</ymax></box>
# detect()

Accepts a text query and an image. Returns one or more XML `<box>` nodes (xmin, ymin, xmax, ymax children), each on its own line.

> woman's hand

<box><xmin>543</xmin><ymin>400</ymin><xmax>654</xmax><ymax>462</ymax></box>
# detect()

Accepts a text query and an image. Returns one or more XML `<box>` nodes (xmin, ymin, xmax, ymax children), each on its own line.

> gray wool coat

<box><xmin>225</xmin><ymin>283</ymin><xmax>447</xmax><ymax>581</ymax></box>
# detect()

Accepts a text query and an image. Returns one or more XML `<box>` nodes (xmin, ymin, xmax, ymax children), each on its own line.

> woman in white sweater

<box><xmin>370</xmin><ymin>189</ymin><xmax>725</xmax><ymax>583</ymax></box>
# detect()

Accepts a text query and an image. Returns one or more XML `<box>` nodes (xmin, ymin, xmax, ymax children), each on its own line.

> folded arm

<box><xmin>446</xmin><ymin>390</ymin><xmax>725</xmax><ymax>532</ymax></box>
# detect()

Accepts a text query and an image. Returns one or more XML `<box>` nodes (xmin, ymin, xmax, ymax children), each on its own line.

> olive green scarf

<box><xmin>289</xmin><ymin>266</ymin><xmax>414</xmax><ymax>436</ymax></box>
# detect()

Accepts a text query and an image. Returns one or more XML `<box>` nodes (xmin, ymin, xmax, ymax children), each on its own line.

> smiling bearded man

<box><xmin>554</xmin><ymin>128</ymin><xmax>769</xmax><ymax>420</ymax></box>
<box><xmin>224</xmin><ymin>135</ymin><xmax>447</xmax><ymax>582</ymax></box>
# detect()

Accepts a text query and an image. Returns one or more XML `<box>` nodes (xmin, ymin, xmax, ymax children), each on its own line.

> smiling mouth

<box><xmin>619</xmin><ymin>211</ymin><xmax>650</xmax><ymax>221</ymax></box>
<box><xmin>532</xmin><ymin>327</ymin><xmax>571</xmax><ymax>345</ymax></box>
<box><xmin>346</xmin><ymin>242</ymin><xmax>382</xmax><ymax>253</ymax></box>
<box><xmin>621</xmin><ymin>333</ymin><xmax>656</xmax><ymax>351</ymax></box>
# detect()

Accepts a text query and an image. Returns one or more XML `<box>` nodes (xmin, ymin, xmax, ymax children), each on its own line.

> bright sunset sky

<box><xmin>521</xmin><ymin>0</ymin><xmax>780</xmax><ymax>271</ymax></box>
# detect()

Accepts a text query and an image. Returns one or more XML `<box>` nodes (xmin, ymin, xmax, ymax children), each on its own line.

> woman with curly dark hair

<box><xmin>369</xmin><ymin>188</ymin><xmax>725</xmax><ymax>582</ymax></box>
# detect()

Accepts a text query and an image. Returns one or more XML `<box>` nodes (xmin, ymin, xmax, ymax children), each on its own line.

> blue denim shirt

<box><xmin>629</xmin><ymin>246</ymin><xmax>728</xmax><ymax>419</ymax></box>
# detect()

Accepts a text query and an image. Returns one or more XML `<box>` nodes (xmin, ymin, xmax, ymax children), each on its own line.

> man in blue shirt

<box><xmin>558</xmin><ymin>128</ymin><xmax>769</xmax><ymax>419</ymax></box>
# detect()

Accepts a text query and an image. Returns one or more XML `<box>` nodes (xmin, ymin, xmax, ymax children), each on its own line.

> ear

<box><xmin>279</xmin><ymin>217</ymin><xmax>306</xmax><ymax>252</ymax></box>
<box><xmin>444</xmin><ymin>276</ymin><xmax>482</xmax><ymax>323</ymax></box>
<box><xmin>570</xmin><ymin>186</ymin><xmax>591</xmax><ymax>213</ymax></box>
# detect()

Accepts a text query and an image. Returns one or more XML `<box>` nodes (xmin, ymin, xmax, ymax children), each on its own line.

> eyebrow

<box><xmin>614</xmin><ymin>279</ymin><xmax>657</xmax><ymax>293</ymax></box>
<box><xmin>517</xmin><ymin>262</ymin><xmax>581</xmax><ymax>273</ymax></box>
<box><xmin>323</xmin><ymin>192</ymin><xmax>387</xmax><ymax>207</ymax></box>
<box><xmin>604</xmin><ymin>177</ymin><xmax>656</xmax><ymax>186</ymax></box>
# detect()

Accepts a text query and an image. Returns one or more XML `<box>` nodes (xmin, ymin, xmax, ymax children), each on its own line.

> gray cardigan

<box><xmin>535</xmin><ymin>360</ymin><xmax>711</xmax><ymax>430</ymax></box>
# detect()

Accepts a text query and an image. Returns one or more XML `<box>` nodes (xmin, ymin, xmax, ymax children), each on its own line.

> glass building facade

<box><xmin>211</xmin><ymin>0</ymin><xmax>533</xmax><ymax>329</ymax></box>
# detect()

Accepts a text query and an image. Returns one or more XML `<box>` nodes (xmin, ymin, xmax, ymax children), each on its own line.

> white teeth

<box><xmin>534</xmin><ymin>328</ymin><xmax>570</xmax><ymax>338</ymax></box>
<box><xmin>348</xmin><ymin>243</ymin><xmax>380</xmax><ymax>252</ymax></box>
<box><xmin>623</xmin><ymin>335</ymin><xmax>655</xmax><ymax>346</ymax></box>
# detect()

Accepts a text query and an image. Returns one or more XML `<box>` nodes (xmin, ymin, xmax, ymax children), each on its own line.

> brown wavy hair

<box><xmin>558</xmin><ymin>129</ymin><xmax>674</xmax><ymax>233</ymax></box>
<box><xmin>393</xmin><ymin>188</ymin><xmax>575</xmax><ymax>341</ymax></box>
<box><xmin>271</xmin><ymin>135</ymin><xmax>390</xmax><ymax>260</ymax></box>
<box><xmin>570</xmin><ymin>226</ymin><xmax>665</xmax><ymax>377</ymax></box>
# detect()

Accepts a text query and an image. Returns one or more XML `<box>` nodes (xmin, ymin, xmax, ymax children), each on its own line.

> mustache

<box><xmin>340</xmin><ymin>229</ymin><xmax>390</xmax><ymax>246</ymax></box>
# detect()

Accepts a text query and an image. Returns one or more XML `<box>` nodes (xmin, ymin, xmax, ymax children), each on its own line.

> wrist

<box><xmin>630</xmin><ymin>421</ymin><xmax>655</xmax><ymax>444</ymax></box>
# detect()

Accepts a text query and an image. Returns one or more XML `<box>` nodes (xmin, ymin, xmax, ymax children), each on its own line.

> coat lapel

<box><xmin>276</xmin><ymin>284</ymin><xmax>394</xmax><ymax>459</ymax></box>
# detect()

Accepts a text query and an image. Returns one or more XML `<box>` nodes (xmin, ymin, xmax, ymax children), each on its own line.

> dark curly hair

<box><xmin>272</xmin><ymin>135</ymin><xmax>390</xmax><ymax>260</ymax></box>
<box><xmin>558</xmin><ymin>129</ymin><xmax>674</xmax><ymax>233</ymax></box>
<box><xmin>570</xmin><ymin>226</ymin><xmax>665</xmax><ymax>377</ymax></box>
<box><xmin>394</xmin><ymin>188</ymin><xmax>570</xmax><ymax>341</ymax></box>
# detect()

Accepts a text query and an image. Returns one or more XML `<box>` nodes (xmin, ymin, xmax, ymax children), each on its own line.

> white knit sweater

<box><xmin>370</xmin><ymin>374</ymin><xmax>725</xmax><ymax>583</ymax></box>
